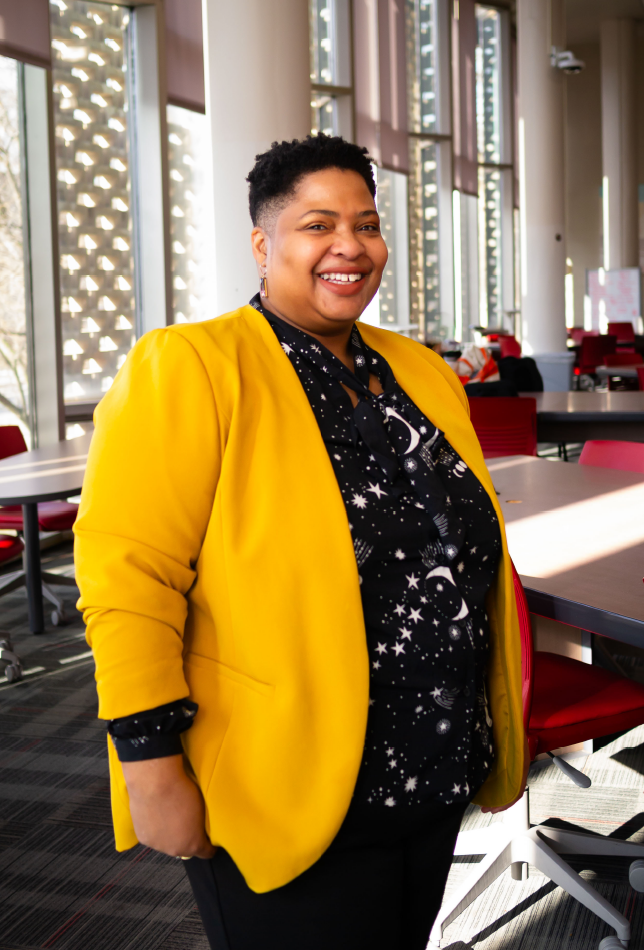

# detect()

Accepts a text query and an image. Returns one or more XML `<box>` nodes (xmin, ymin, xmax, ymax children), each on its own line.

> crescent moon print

<box><xmin>384</xmin><ymin>406</ymin><xmax>421</xmax><ymax>454</ymax></box>
<box><xmin>425</xmin><ymin>566</ymin><xmax>470</xmax><ymax>621</ymax></box>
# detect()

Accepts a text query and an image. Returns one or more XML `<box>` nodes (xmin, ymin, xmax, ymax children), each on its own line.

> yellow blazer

<box><xmin>74</xmin><ymin>304</ymin><xmax>525</xmax><ymax>893</ymax></box>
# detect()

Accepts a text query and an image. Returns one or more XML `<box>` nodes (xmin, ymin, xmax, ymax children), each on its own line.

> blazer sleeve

<box><xmin>74</xmin><ymin>328</ymin><xmax>222</xmax><ymax>720</ymax></box>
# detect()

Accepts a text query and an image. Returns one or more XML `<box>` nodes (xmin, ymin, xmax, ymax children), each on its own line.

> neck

<box><xmin>262</xmin><ymin>299</ymin><xmax>355</xmax><ymax>371</ymax></box>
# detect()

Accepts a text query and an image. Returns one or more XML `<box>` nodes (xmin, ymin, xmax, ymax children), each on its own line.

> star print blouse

<box><xmin>254</xmin><ymin>298</ymin><xmax>502</xmax><ymax>810</ymax></box>
<box><xmin>109</xmin><ymin>299</ymin><xmax>502</xmax><ymax>816</ymax></box>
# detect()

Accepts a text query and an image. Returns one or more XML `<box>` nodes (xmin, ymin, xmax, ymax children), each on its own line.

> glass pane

<box><xmin>309</xmin><ymin>0</ymin><xmax>336</xmax><ymax>85</ymax></box>
<box><xmin>478</xmin><ymin>166</ymin><xmax>503</xmax><ymax>326</ymax></box>
<box><xmin>50</xmin><ymin>0</ymin><xmax>136</xmax><ymax>407</ymax></box>
<box><xmin>409</xmin><ymin>139</ymin><xmax>441</xmax><ymax>339</ymax></box>
<box><xmin>0</xmin><ymin>57</ymin><xmax>30</xmax><ymax>438</ymax></box>
<box><xmin>167</xmin><ymin>105</ymin><xmax>215</xmax><ymax>324</ymax></box>
<box><xmin>406</xmin><ymin>0</ymin><xmax>439</xmax><ymax>135</ymax></box>
<box><xmin>376</xmin><ymin>167</ymin><xmax>410</xmax><ymax>329</ymax></box>
<box><xmin>310</xmin><ymin>92</ymin><xmax>337</xmax><ymax>136</ymax></box>
<box><xmin>475</xmin><ymin>6</ymin><xmax>501</xmax><ymax>164</ymax></box>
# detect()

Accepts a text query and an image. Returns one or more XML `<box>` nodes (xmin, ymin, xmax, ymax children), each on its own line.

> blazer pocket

<box><xmin>184</xmin><ymin>651</ymin><xmax>274</xmax><ymax>698</ymax></box>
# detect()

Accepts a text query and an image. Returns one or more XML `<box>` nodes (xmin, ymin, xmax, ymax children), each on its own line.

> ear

<box><xmin>251</xmin><ymin>227</ymin><xmax>268</xmax><ymax>268</ymax></box>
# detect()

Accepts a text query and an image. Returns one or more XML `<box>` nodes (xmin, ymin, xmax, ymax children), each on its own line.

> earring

<box><xmin>259</xmin><ymin>267</ymin><xmax>268</xmax><ymax>298</ymax></box>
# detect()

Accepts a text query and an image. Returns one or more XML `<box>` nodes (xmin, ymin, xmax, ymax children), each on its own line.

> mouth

<box><xmin>316</xmin><ymin>271</ymin><xmax>368</xmax><ymax>296</ymax></box>
<box><xmin>317</xmin><ymin>271</ymin><xmax>367</xmax><ymax>284</ymax></box>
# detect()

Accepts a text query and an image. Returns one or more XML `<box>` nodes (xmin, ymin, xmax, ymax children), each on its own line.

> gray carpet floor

<box><xmin>0</xmin><ymin>541</ymin><xmax>643</xmax><ymax>949</ymax></box>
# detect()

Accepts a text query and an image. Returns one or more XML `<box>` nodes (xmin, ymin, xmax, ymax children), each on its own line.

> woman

<box><xmin>74</xmin><ymin>134</ymin><xmax>526</xmax><ymax>950</ymax></box>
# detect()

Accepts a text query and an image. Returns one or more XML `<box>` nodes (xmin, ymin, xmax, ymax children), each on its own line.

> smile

<box><xmin>318</xmin><ymin>272</ymin><xmax>366</xmax><ymax>284</ymax></box>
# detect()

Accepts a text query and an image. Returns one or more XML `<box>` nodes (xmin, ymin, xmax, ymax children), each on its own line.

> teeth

<box><xmin>320</xmin><ymin>272</ymin><xmax>364</xmax><ymax>283</ymax></box>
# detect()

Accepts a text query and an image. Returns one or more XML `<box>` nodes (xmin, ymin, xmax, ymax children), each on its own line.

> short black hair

<box><xmin>246</xmin><ymin>134</ymin><xmax>376</xmax><ymax>227</ymax></box>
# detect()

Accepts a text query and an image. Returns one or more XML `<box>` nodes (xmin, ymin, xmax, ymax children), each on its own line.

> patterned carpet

<box><xmin>0</xmin><ymin>541</ymin><xmax>643</xmax><ymax>949</ymax></box>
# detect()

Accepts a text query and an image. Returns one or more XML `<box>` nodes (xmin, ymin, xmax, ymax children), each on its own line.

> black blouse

<box><xmin>110</xmin><ymin>299</ymin><xmax>502</xmax><ymax>813</ymax></box>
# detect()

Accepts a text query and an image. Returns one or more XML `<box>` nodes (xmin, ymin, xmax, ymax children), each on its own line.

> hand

<box><xmin>122</xmin><ymin>754</ymin><xmax>216</xmax><ymax>859</ymax></box>
<box><xmin>480</xmin><ymin>735</ymin><xmax>531</xmax><ymax>814</ymax></box>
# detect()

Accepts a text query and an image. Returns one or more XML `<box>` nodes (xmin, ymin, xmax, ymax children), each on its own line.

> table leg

<box><xmin>22</xmin><ymin>502</ymin><xmax>44</xmax><ymax>634</ymax></box>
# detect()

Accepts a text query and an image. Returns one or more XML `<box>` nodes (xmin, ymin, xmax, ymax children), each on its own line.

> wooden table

<box><xmin>524</xmin><ymin>391</ymin><xmax>644</xmax><ymax>444</ymax></box>
<box><xmin>0</xmin><ymin>434</ymin><xmax>91</xmax><ymax>633</ymax></box>
<box><xmin>489</xmin><ymin>455</ymin><xmax>644</xmax><ymax>647</ymax></box>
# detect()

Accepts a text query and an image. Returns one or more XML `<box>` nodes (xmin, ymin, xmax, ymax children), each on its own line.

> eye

<box><xmin>359</xmin><ymin>223</ymin><xmax>380</xmax><ymax>232</ymax></box>
<box><xmin>304</xmin><ymin>223</ymin><xmax>329</xmax><ymax>231</ymax></box>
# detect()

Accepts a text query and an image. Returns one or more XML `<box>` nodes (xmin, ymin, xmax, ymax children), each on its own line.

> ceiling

<box><xmin>566</xmin><ymin>0</ymin><xmax>644</xmax><ymax>44</ymax></box>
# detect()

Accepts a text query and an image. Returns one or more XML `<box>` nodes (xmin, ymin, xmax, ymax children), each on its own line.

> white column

<box><xmin>202</xmin><ymin>0</ymin><xmax>311</xmax><ymax>315</ymax></box>
<box><xmin>600</xmin><ymin>20</ymin><xmax>638</xmax><ymax>270</ymax></box>
<box><xmin>516</xmin><ymin>0</ymin><xmax>567</xmax><ymax>355</ymax></box>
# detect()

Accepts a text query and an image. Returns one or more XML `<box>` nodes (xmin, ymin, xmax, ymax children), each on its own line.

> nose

<box><xmin>329</xmin><ymin>223</ymin><xmax>368</xmax><ymax>260</ymax></box>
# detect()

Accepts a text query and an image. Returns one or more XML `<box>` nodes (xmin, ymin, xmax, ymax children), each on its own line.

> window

<box><xmin>475</xmin><ymin>4</ymin><xmax>514</xmax><ymax>331</ymax></box>
<box><xmin>0</xmin><ymin>57</ymin><xmax>31</xmax><ymax>438</ymax></box>
<box><xmin>377</xmin><ymin>167</ymin><xmax>410</xmax><ymax>329</ymax></box>
<box><xmin>167</xmin><ymin>105</ymin><xmax>215</xmax><ymax>324</ymax></box>
<box><xmin>406</xmin><ymin>0</ymin><xmax>453</xmax><ymax>342</ymax></box>
<box><xmin>309</xmin><ymin>0</ymin><xmax>353</xmax><ymax>139</ymax></box>
<box><xmin>50</xmin><ymin>0</ymin><xmax>136</xmax><ymax>408</ymax></box>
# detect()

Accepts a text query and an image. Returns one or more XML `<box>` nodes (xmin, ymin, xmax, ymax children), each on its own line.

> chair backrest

<box><xmin>467</xmin><ymin>397</ymin><xmax>537</xmax><ymax>458</ymax></box>
<box><xmin>638</xmin><ymin>366</ymin><xmax>644</xmax><ymax>391</ymax></box>
<box><xmin>0</xmin><ymin>426</ymin><xmax>27</xmax><ymax>462</ymax></box>
<box><xmin>578</xmin><ymin>334</ymin><xmax>617</xmax><ymax>373</ymax></box>
<box><xmin>578</xmin><ymin>439</ymin><xmax>644</xmax><ymax>473</ymax></box>
<box><xmin>603</xmin><ymin>352</ymin><xmax>642</xmax><ymax>367</ymax></box>
<box><xmin>511</xmin><ymin>561</ymin><xmax>533</xmax><ymax>729</ymax></box>
<box><xmin>569</xmin><ymin>328</ymin><xmax>597</xmax><ymax>346</ymax></box>
<box><xmin>500</xmin><ymin>335</ymin><xmax>522</xmax><ymax>358</ymax></box>
<box><xmin>608</xmin><ymin>321</ymin><xmax>636</xmax><ymax>344</ymax></box>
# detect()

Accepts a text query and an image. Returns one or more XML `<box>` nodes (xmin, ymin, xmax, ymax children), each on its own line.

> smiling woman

<box><xmin>74</xmin><ymin>134</ymin><xmax>526</xmax><ymax>950</ymax></box>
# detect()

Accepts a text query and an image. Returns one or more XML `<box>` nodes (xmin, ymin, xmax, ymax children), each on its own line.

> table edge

<box><xmin>524</xmin><ymin>585</ymin><xmax>644</xmax><ymax>647</ymax></box>
<box><xmin>0</xmin><ymin>486</ymin><xmax>83</xmax><ymax>505</ymax></box>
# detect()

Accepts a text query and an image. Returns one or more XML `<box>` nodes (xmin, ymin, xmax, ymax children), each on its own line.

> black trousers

<box><xmin>184</xmin><ymin>801</ymin><xmax>466</xmax><ymax>950</ymax></box>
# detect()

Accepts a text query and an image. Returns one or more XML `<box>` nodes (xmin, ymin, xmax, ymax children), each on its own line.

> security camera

<box><xmin>551</xmin><ymin>47</ymin><xmax>585</xmax><ymax>74</ymax></box>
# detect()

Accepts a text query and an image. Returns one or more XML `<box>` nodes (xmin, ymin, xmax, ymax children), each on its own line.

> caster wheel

<box><xmin>51</xmin><ymin>611</ymin><xmax>61</xmax><ymax>627</ymax></box>
<box><xmin>629</xmin><ymin>859</ymin><xmax>644</xmax><ymax>892</ymax></box>
<box><xmin>598</xmin><ymin>938</ymin><xmax>628</xmax><ymax>950</ymax></box>
<box><xmin>5</xmin><ymin>664</ymin><xmax>21</xmax><ymax>683</ymax></box>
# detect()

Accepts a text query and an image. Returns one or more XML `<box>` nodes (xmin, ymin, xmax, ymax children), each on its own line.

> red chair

<box><xmin>603</xmin><ymin>352</ymin><xmax>642</xmax><ymax>367</ymax></box>
<box><xmin>468</xmin><ymin>397</ymin><xmax>537</xmax><ymax>458</ymax></box>
<box><xmin>608</xmin><ymin>321</ymin><xmax>636</xmax><ymax>346</ymax></box>
<box><xmin>0</xmin><ymin>534</ymin><xmax>23</xmax><ymax>565</ymax></box>
<box><xmin>0</xmin><ymin>427</ymin><xmax>79</xmax><ymax>533</ymax></box>
<box><xmin>499</xmin><ymin>335</ymin><xmax>522</xmax><ymax>358</ymax></box>
<box><xmin>0</xmin><ymin>426</ymin><xmax>78</xmax><ymax>625</ymax></box>
<box><xmin>578</xmin><ymin>334</ymin><xmax>617</xmax><ymax>380</ymax></box>
<box><xmin>638</xmin><ymin>366</ymin><xmax>644</xmax><ymax>391</ymax></box>
<box><xmin>569</xmin><ymin>328</ymin><xmax>598</xmax><ymax>346</ymax></box>
<box><xmin>579</xmin><ymin>439</ymin><xmax>644</xmax><ymax>474</ymax></box>
<box><xmin>431</xmin><ymin>565</ymin><xmax>644</xmax><ymax>950</ymax></box>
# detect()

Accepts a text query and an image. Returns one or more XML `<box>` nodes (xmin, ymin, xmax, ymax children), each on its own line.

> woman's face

<box><xmin>251</xmin><ymin>167</ymin><xmax>388</xmax><ymax>337</ymax></box>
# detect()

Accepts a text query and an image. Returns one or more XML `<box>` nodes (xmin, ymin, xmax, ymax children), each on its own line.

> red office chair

<box><xmin>579</xmin><ymin>439</ymin><xmax>644</xmax><ymax>474</ymax></box>
<box><xmin>468</xmin><ymin>397</ymin><xmax>537</xmax><ymax>458</ymax></box>
<box><xmin>0</xmin><ymin>536</ymin><xmax>25</xmax><ymax>682</ymax></box>
<box><xmin>603</xmin><ymin>352</ymin><xmax>642</xmax><ymax>367</ymax></box>
<box><xmin>569</xmin><ymin>328</ymin><xmax>598</xmax><ymax>346</ymax></box>
<box><xmin>499</xmin><ymin>335</ymin><xmax>522</xmax><ymax>358</ymax></box>
<box><xmin>601</xmin><ymin>352</ymin><xmax>644</xmax><ymax>391</ymax></box>
<box><xmin>0</xmin><ymin>426</ymin><xmax>78</xmax><ymax>625</ymax></box>
<box><xmin>638</xmin><ymin>366</ymin><xmax>644</xmax><ymax>391</ymax></box>
<box><xmin>577</xmin><ymin>335</ymin><xmax>617</xmax><ymax>387</ymax></box>
<box><xmin>607</xmin><ymin>322</ymin><xmax>636</xmax><ymax>347</ymax></box>
<box><xmin>0</xmin><ymin>427</ymin><xmax>79</xmax><ymax>532</ymax></box>
<box><xmin>431</xmin><ymin>565</ymin><xmax>644</xmax><ymax>950</ymax></box>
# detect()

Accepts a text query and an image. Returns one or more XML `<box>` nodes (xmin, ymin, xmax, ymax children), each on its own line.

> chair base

<box><xmin>430</xmin><ymin>790</ymin><xmax>644</xmax><ymax>949</ymax></box>
<box><xmin>0</xmin><ymin>569</ymin><xmax>77</xmax><ymax>626</ymax></box>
